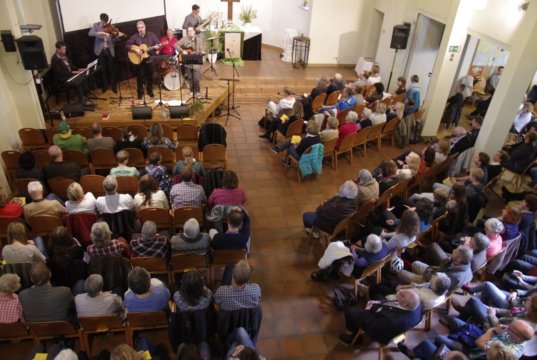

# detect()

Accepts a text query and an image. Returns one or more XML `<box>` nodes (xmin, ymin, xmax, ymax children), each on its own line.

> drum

<box><xmin>163</xmin><ymin>68</ymin><xmax>188</xmax><ymax>91</ymax></box>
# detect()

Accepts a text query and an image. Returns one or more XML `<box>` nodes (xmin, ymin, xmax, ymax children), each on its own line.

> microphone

<box><xmin>226</xmin><ymin>48</ymin><xmax>232</xmax><ymax>56</ymax></box>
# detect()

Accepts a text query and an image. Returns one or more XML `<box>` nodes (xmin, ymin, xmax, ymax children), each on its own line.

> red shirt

<box><xmin>336</xmin><ymin>123</ymin><xmax>358</xmax><ymax>149</ymax></box>
<box><xmin>158</xmin><ymin>36</ymin><xmax>177</xmax><ymax>55</ymax></box>
<box><xmin>208</xmin><ymin>188</ymin><xmax>247</xmax><ymax>208</ymax></box>
<box><xmin>0</xmin><ymin>203</ymin><xmax>24</xmax><ymax>218</ymax></box>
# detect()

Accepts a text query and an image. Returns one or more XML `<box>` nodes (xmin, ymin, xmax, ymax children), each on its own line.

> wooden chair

<box><xmin>101</xmin><ymin>126</ymin><xmax>122</xmax><ymax>141</ymax></box>
<box><xmin>322</xmin><ymin>137</ymin><xmax>337</xmax><ymax>170</ymax></box>
<box><xmin>162</xmin><ymin>124</ymin><xmax>175</xmax><ymax>140</ymax></box>
<box><xmin>176</xmin><ymin>123</ymin><xmax>199</xmax><ymax>145</ymax></box>
<box><xmin>47</xmin><ymin>177</ymin><xmax>75</xmax><ymax>200</ymax></box>
<box><xmin>13</xmin><ymin>178</ymin><xmax>40</xmax><ymax>195</ymax></box>
<box><xmin>325</xmin><ymin>91</ymin><xmax>341</xmax><ymax>106</ymax></box>
<box><xmin>78</xmin><ymin>316</ymin><xmax>126</xmax><ymax>355</ymax></box>
<box><xmin>123</xmin><ymin>147</ymin><xmax>146</xmax><ymax>168</ymax></box>
<box><xmin>499</xmin><ymin>160</ymin><xmax>537</xmax><ymax>193</ymax></box>
<box><xmin>131</xmin><ymin>256</ymin><xmax>171</xmax><ymax>285</ymax></box>
<box><xmin>72</xmin><ymin>127</ymin><xmax>92</xmax><ymax>139</ymax></box>
<box><xmin>63</xmin><ymin>150</ymin><xmax>89</xmax><ymax>168</ymax></box>
<box><xmin>129</xmin><ymin>125</ymin><xmax>148</xmax><ymax>140</ymax></box>
<box><xmin>381</xmin><ymin>96</ymin><xmax>393</xmax><ymax>107</ymax></box>
<box><xmin>354</xmin><ymin>103</ymin><xmax>366</xmax><ymax>115</ymax></box>
<box><xmin>311</xmin><ymin>93</ymin><xmax>327</xmax><ymax>113</ymax></box>
<box><xmin>337</xmin><ymin>109</ymin><xmax>351</xmax><ymax>125</ymax></box>
<box><xmin>365</xmin><ymin>85</ymin><xmax>376</xmax><ymax>98</ymax></box>
<box><xmin>147</xmin><ymin>146</ymin><xmax>174</xmax><ymax>171</ymax></box>
<box><xmin>1</xmin><ymin>150</ymin><xmax>20</xmax><ymax>184</ymax></box>
<box><xmin>288</xmin><ymin>147</ymin><xmax>311</xmax><ymax>183</ymax></box>
<box><xmin>32</xmin><ymin>149</ymin><xmax>50</xmax><ymax>168</ymax></box>
<box><xmin>18</xmin><ymin>128</ymin><xmax>48</xmax><ymax>150</ymax></box>
<box><xmin>80</xmin><ymin>175</ymin><xmax>106</xmax><ymax>197</ymax></box>
<box><xmin>334</xmin><ymin>132</ymin><xmax>358</xmax><ymax>170</ymax></box>
<box><xmin>354</xmin><ymin>254</ymin><xmax>391</xmax><ymax>299</ymax></box>
<box><xmin>172</xmin><ymin>206</ymin><xmax>203</xmax><ymax>232</ymax></box>
<box><xmin>0</xmin><ymin>320</ymin><xmax>32</xmax><ymax>342</ymax></box>
<box><xmin>29</xmin><ymin>321</ymin><xmax>83</xmax><ymax>350</ymax></box>
<box><xmin>170</xmin><ymin>253</ymin><xmax>209</xmax><ymax>288</ymax></box>
<box><xmin>125</xmin><ymin>311</ymin><xmax>169</xmax><ymax>347</ymax></box>
<box><xmin>353</xmin><ymin>127</ymin><xmax>371</xmax><ymax>158</ymax></box>
<box><xmin>349</xmin><ymin>328</ymin><xmax>407</xmax><ymax>359</ymax></box>
<box><xmin>28</xmin><ymin>215</ymin><xmax>64</xmax><ymax>238</ymax></box>
<box><xmin>138</xmin><ymin>207</ymin><xmax>171</xmax><ymax>230</ymax></box>
<box><xmin>345</xmin><ymin>198</ymin><xmax>378</xmax><ymax>238</ymax></box>
<box><xmin>202</xmin><ymin>144</ymin><xmax>227</xmax><ymax>169</ymax></box>
<box><xmin>89</xmin><ymin>149</ymin><xmax>116</xmax><ymax>173</ymax></box>
<box><xmin>392</xmin><ymin>93</ymin><xmax>405</xmax><ymax>104</ymax></box>
<box><xmin>273</xmin><ymin>119</ymin><xmax>303</xmax><ymax>145</ymax></box>
<box><xmin>366</xmin><ymin>123</ymin><xmax>384</xmax><ymax>152</ymax></box>
<box><xmin>116</xmin><ymin>176</ymin><xmax>139</xmax><ymax>197</ymax></box>
<box><xmin>0</xmin><ymin>217</ymin><xmax>14</xmax><ymax>242</ymax></box>
<box><xmin>380</xmin><ymin>118</ymin><xmax>400</xmax><ymax>147</ymax></box>
<box><xmin>210</xmin><ymin>249</ymin><xmax>247</xmax><ymax>288</ymax></box>
<box><xmin>45</xmin><ymin>128</ymin><xmax>57</xmax><ymax>145</ymax></box>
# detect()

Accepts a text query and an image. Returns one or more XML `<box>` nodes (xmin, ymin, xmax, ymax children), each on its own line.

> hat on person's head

<box><xmin>57</xmin><ymin>121</ymin><xmax>72</xmax><ymax>139</ymax></box>
<box><xmin>358</xmin><ymin>169</ymin><xmax>373</xmax><ymax>184</ymax></box>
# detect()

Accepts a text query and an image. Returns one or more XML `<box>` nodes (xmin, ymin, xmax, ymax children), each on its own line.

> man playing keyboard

<box><xmin>50</xmin><ymin>41</ymin><xmax>89</xmax><ymax>105</ymax></box>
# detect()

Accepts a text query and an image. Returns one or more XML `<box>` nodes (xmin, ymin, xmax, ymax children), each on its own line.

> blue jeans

<box><xmin>458</xmin><ymin>297</ymin><xmax>488</xmax><ymax>325</ymax></box>
<box><xmin>33</xmin><ymin>236</ymin><xmax>48</xmax><ymax>259</ymax></box>
<box><xmin>434</xmin><ymin>317</ymin><xmax>469</xmax><ymax>352</ymax></box>
<box><xmin>302</xmin><ymin>212</ymin><xmax>317</xmax><ymax>229</ymax></box>
<box><xmin>225</xmin><ymin>327</ymin><xmax>256</xmax><ymax>359</ymax></box>
<box><xmin>276</xmin><ymin>140</ymin><xmax>300</xmax><ymax>162</ymax></box>
<box><xmin>177</xmin><ymin>342</ymin><xmax>211</xmax><ymax>360</ymax></box>
<box><xmin>471</xmin><ymin>281</ymin><xmax>510</xmax><ymax>309</ymax></box>
<box><xmin>413</xmin><ymin>340</ymin><xmax>437</xmax><ymax>360</ymax></box>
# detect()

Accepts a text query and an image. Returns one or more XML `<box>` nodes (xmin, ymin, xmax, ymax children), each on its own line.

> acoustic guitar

<box><xmin>128</xmin><ymin>43</ymin><xmax>161</xmax><ymax>65</ymax></box>
<box><xmin>195</xmin><ymin>12</ymin><xmax>219</xmax><ymax>31</ymax></box>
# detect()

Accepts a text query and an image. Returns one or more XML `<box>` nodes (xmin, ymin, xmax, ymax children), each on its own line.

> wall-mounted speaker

<box><xmin>1</xmin><ymin>31</ymin><xmax>16</xmax><ymax>52</ymax></box>
<box><xmin>132</xmin><ymin>106</ymin><xmax>152</xmax><ymax>119</ymax></box>
<box><xmin>169</xmin><ymin>105</ymin><xmax>190</xmax><ymax>119</ymax></box>
<box><xmin>16</xmin><ymin>35</ymin><xmax>48</xmax><ymax>70</ymax></box>
<box><xmin>390</xmin><ymin>24</ymin><xmax>411</xmax><ymax>50</ymax></box>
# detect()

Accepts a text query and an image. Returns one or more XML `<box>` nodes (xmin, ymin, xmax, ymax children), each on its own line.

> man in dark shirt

<box><xmin>43</xmin><ymin>145</ymin><xmax>81</xmax><ymax>183</ymax></box>
<box><xmin>50</xmin><ymin>40</ymin><xmax>88</xmax><ymax>103</ymax></box>
<box><xmin>211</xmin><ymin>207</ymin><xmax>250</xmax><ymax>251</ymax></box>
<box><xmin>125</xmin><ymin>21</ymin><xmax>160</xmax><ymax>100</ymax></box>
<box><xmin>271</xmin><ymin>120</ymin><xmax>321</xmax><ymax>165</ymax></box>
<box><xmin>450</xmin><ymin>117</ymin><xmax>482</xmax><ymax>155</ymax></box>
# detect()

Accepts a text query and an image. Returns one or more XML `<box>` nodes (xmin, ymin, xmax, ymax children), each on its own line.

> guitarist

<box><xmin>182</xmin><ymin>4</ymin><xmax>203</xmax><ymax>32</ymax></box>
<box><xmin>125</xmin><ymin>21</ymin><xmax>160</xmax><ymax>100</ymax></box>
<box><xmin>175</xmin><ymin>26</ymin><xmax>205</xmax><ymax>95</ymax></box>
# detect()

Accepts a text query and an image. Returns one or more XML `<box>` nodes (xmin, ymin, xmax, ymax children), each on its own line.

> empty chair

<box><xmin>380</xmin><ymin>118</ymin><xmax>400</xmax><ymax>147</ymax></box>
<box><xmin>161</xmin><ymin>124</ymin><xmax>174</xmax><ymax>140</ymax></box>
<box><xmin>1</xmin><ymin>150</ymin><xmax>20</xmax><ymax>184</ymax></box>
<box><xmin>322</xmin><ymin>137</ymin><xmax>337</xmax><ymax>170</ymax></box>
<box><xmin>19</xmin><ymin>128</ymin><xmax>48</xmax><ymax>150</ymax></box>
<box><xmin>80</xmin><ymin>175</ymin><xmax>106</xmax><ymax>197</ymax></box>
<box><xmin>48</xmin><ymin>177</ymin><xmax>75</xmax><ymax>200</ymax></box>
<box><xmin>311</xmin><ymin>93</ymin><xmax>327</xmax><ymax>113</ymax></box>
<box><xmin>353</xmin><ymin>127</ymin><xmax>372</xmax><ymax>158</ymax></box>
<box><xmin>325</xmin><ymin>91</ymin><xmax>341</xmax><ymax>106</ymax></box>
<box><xmin>334</xmin><ymin>132</ymin><xmax>358</xmax><ymax>170</ymax></box>
<box><xmin>366</xmin><ymin>123</ymin><xmax>384</xmax><ymax>152</ymax></box>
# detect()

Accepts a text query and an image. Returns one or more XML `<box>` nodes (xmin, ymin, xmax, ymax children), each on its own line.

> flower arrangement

<box><xmin>239</xmin><ymin>5</ymin><xmax>257</xmax><ymax>25</ymax></box>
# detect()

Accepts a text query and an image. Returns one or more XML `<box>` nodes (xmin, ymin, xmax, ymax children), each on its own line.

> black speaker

<box><xmin>169</xmin><ymin>105</ymin><xmax>190</xmax><ymax>119</ymax></box>
<box><xmin>16</xmin><ymin>35</ymin><xmax>48</xmax><ymax>70</ymax></box>
<box><xmin>132</xmin><ymin>106</ymin><xmax>153</xmax><ymax>119</ymax></box>
<box><xmin>390</xmin><ymin>24</ymin><xmax>410</xmax><ymax>50</ymax></box>
<box><xmin>1</xmin><ymin>31</ymin><xmax>16</xmax><ymax>52</ymax></box>
<box><xmin>62</xmin><ymin>103</ymin><xmax>85</xmax><ymax>118</ymax></box>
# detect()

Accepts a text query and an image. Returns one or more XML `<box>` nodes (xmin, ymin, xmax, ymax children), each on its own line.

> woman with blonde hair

<box><xmin>110</xmin><ymin>344</ymin><xmax>144</xmax><ymax>360</ymax></box>
<box><xmin>172</xmin><ymin>145</ymin><xmax>205</xmax><ymax>177</ymax></box>
<box><xmin>142</xmin><ymin>123</ymin><xmax>176</xmax><ymax>150</ymax></box>
<box><xmin>65</xmin><ymin>182</ymin><xmax>96</xmax><ymax>214</ymax></box>
<box><xmin>2</xmin><ymin>221</ymin><xmax>46</xmax><ymax>263</ymax></box>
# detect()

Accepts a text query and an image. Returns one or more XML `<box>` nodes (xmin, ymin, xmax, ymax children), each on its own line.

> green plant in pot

<box><xmin>190</xmin><ymin>100</ymin><xmax>204</xmax><ymax>115</ymax></box>
<box><xmin>239</xmin><ymin>5</ymin><xmax>257</xmax><ymax>25</ymax></box>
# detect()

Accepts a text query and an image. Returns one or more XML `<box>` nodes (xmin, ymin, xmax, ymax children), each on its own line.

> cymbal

<box><xmin>207</xmin><ymin>37</ymin><xmax>218</xmax><ymax>41</ymax></box>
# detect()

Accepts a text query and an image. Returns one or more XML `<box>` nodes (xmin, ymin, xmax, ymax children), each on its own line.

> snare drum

<box><xmin>162</xmin><ymin>68</ymin><xmax>188</xmax><ymax>91</ymax></box>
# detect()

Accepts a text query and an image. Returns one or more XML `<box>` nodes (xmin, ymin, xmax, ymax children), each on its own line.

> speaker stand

<box><xmin>387</xmin><ymin>48</ymin><xmax>398</xmax><ymax>93</ymax></box>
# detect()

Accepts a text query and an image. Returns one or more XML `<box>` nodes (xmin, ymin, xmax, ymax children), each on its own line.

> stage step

<box><xmin>232</xmin><ymin>78</ymin><xmax>312</xmax><ymax>104</ymax></box>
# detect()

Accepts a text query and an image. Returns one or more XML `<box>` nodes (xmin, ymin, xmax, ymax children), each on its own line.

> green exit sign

<box><xmin>449</xmin><ymin>45</ymin><xmax>460</xmax><ymax>53</ymax></box>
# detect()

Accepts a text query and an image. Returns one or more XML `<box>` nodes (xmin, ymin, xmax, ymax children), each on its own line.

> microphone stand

<box><xmin>218</xmin><ymin>49</ymin><xmax>241</xmax><ymax>126</ymax></box>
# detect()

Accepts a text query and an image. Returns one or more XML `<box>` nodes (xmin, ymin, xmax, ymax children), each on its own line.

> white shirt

<box><xmin>96</xmin><ymin>193</ymin><xmax>134</xmax><ymax>214</ymax></box>
<box><xmin>367</xmin><ymin>74</ymin><xmax>382</xmax><ymax>85</ymax></box>
<box><xmin>65</xmin><ymin>192</ymin><xmax>97</xmax><ymax>214</ymax></box>
<box><xmin>133</xmin><ymin>190</ymin><xmax>170</xmax><ymax>212</ymax></box>
<box><xmin>363</xmin><ymin>108</ymin><xmax>387</xmax><ymax>125</ymax></box>
<box><xmin>513</xmin><ymin>111</ymin><xmax>532</xmax><ymax>133</ymax></box>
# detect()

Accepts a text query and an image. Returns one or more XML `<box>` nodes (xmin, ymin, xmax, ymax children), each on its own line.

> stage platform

<box><xmin>46</xmin><ymin>76</ymin><xmax>230</xmax><ymax>129</ymax></box>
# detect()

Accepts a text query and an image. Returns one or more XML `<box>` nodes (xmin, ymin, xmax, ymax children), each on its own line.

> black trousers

<box><xmin>136</xmin><ymin>59</ymin><xmax>154</xmax><ymax>96</ymax></box>
<box><xmin>98</xmin><ymin>48</ymin><xmax>116</xmax><ymax>90</ymax></box>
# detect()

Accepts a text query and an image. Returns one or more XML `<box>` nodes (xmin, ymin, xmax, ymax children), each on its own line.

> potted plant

<box><xmin>190</xmin><ymin>100</ymin><xmax>204</xmax><ymax>116</ymax></box>
<box><xmin>239</xmin><ymin>5</ymin><xmax>257</xmax><ymax>25</ymax></box>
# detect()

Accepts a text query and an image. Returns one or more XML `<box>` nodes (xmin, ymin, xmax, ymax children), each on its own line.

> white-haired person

<box><xmin>95</xmin><ymin>175</ymin><xmax>134</xmax><ymax>214</ymax></box>
<box><xmin>391</xmin><ymin>272</ymin><xmax>451</xmax><ymax>311</ymax></box>
<box><xmin>0</xmin><ymin>273</ymin><xmax>23</xmax><ymax>324</ymax></box>
<box><xmin>318</xmin><ymin>87</ymin><xmax>357</xmax><ymax>117</ymax></box>
<box><xmin>360</xmin><ymin>102</ymin><xmax>387</xmax><ymax>128</ymax></box>
<box><xmin>270</xmin><ymin>119</ymin><xmax>321</xmax><ymax>166</ymax></box>
<box><xmin>23</xmin><ymin>181</ymin><xmax>66</xmax><ymax>222</ymax></box>
<box><xmin>484</xmin><ymin>218</ymin><xmax>504</xmax><ymax>259</ymax></box>
<box><xmin>319</xmin><ymin>116</ymin><xmax>339</xmax><ymax>143</ymax></box>
<box><xmin>302</xmin><ymin>181</ymin><xmax>359</xmax><ymax>239</ymax></box>
<box><xmin>65</xmin><ymin>182</ymin><xmax>96</xmax><ymax>214</ymax></box>
<box><xmin>86</xmin><ymin>221</ymin><xmax>130</xmax><ymax>258</ymax></box>
<box><xmin>130</xmin><ymin>220</ymin><xmax>169</xmax><ymax>258</ymax></box>
<box><xmin>74</xmin><ymin>274</ymin><xmax>124</xmax><ymax>318</ymax></box>
<box><xmin>354</xmin><ymin>169</ymin><xmax>379</xmax><ymax>206</ymax></box>
<box><xmin>170</xmin><ymin>218</ymin><xmax>210</xmax><ymax>254</ymax></box>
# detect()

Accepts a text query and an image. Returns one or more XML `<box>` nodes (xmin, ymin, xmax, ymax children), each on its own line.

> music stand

<box><xmin>218</xmin><ymin>49</ymin><xmax>240</xmax><ymax>126</ymax></box>
<box><xmin>67</xmin><ymin>59</ymin><xmax>102</xmax><ymax>108</ymax></box>
<box><xmin>182</xmin><ymin>53</ymin><xmax>205</xmax><ymax>104</ymax></box>
<box><xmin>203</xmin><ymin>37</ymin><xmax>218</xmax><ymax>76</ymax></box>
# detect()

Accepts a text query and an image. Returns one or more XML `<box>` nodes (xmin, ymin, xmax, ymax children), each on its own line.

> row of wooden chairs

<box><xmin>17</xmin><ymin>124</ymin><xmax>199</xmax><ymax>151</ymax></box>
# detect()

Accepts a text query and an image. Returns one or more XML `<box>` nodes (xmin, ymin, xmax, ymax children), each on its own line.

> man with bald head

<box><xmin>327</xmin><ymin>72</ymin><xmax>345</xmax><ymax>96</ymax></box>
<box><xmin>43</xmin><ymin>145</ymin><xmax>81</xmax><ymax>182</ymax></box>
<box><xmin>475</xmin><ymin>319</ymin><xmax>534</xmax><ymax>358</ymax></box>
<box><xmin>339</xmin><ymin>289</ymin><xmax>422</xmax><ymax>346</ymax></box>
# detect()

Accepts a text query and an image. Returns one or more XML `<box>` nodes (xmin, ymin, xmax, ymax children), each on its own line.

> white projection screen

<box><xmin>58</xmin><ymin>0</ymin><xmax>165</xmax><ymax>33</ymax></box>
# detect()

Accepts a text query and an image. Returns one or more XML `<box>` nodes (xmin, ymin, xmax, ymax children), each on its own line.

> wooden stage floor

<box><xmin>46</xmin><ymin>76</ymin><xmax>230</xmax><ymax>128</ymax></box>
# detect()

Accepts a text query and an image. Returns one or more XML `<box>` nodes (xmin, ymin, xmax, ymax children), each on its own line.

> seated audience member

<box><xmin>393</xmin><ymin>76</ymin><xmax>406</xmax><ymax>95</ymax></box>
<box><xmin>19</xmin><ymin>262</ymin><xmax>76</xmax><ymax>323</ymax></box>
<box><xmin>0</xmin><ymin>186</ymin><xmax>23</xmax><ymax>219</ymax></box>
<box><xmin>484</xmin><ymin>218</ymin><xmax>504</xmax><ymax>259</ymax></box>
<box><xmin>48</xmin><ymin>226</ymin><xmax>84</xmax><ymax>292</ymax></box>
<box><xmin>512</xmin><ymin>102</ymin><xmax>534</xmax><ymax>134</ymax></box>
<box><xmin>208</xmin><ymin>170</ymin><xmax>247</xmax><ymax>208</ymax></box>
<box><xmin>499</xmin><ymin>204</ymin><xmax>521</xmax><ymax>241</ymax></box>
<box><xmin>95</xmin><ymin>175</ymin><xmax>134</xmax><ymax>214</ymax></box>
<box><xmin>177</xmin><ymin>343</ymin><xmax>212</xmax><ymax>360</ymax></box>
<box><xmin>74</xmin><ymin>274</ymin><xmax>124</xmax><ymax>317</ymax></box>
<box><xmin>377</xmin><ymin>160</ymin><xmax>400</xmax><ymax>194</ymax></box>
<box><xmin>449</xmin><ymin>117</ymin><xmax>482</xmax><ymax>155</ymax></box>
<box><xmin>43</xmin><ymin>145</ymin><xmax>82</xmax><ymax>182</ymax></box>
<box><xmin>173</xmin><ymin>270</ymin><xmax>212</xmax><ymax>311</ymax></box>
<box><xmin>326</xmin><ymin>72</ymin><xmax>346</xmax><ymax>96</ymax></box>
<box><xmin>488</xmin><ymin>150</ymin><xmax>509</xmax><ymax>181</ymax></box>
<box><xmin>355</xmin><ymin>169</ymin><xmax>379</xmax><ymax>206</ymax></box>
<box><xmin>335</xmin><ymin>111</ymin><xmax>359</xmax><ymax>150</ymax></box>
<box><xmin>172</xmin><ymin>145</ymin><xmax>205</xmax><ymax>178</ymax></box>
<box><xmin>365</xmin><ymin>82</ymin><xmax>385</xmax><ymax>104</ymax></box>
<box><xmin>170</xmin><ymin>166</ymin><xmax>207</xmax><ymax>209</ymax></box>
<box><xmin>87</xmin><ymin>123</ymin><xmax>116</xmax><ymax>151</ymax></box>
<box><xmin>367</xmin><ymin>63</ymin><xmax>382</xmax><ymax>85</ymax></box>
<box><xmin>302</xmin><ymin>180</ymin><xmax>359</xmax><ymax>238</ymax></box>
<box><xmin>387</xmin><ymin>273</ymin><xmax>451</xmax><ymax>311</ymax></box>
<box><xmin>475</xmin><ymin>319</ymin><xmax>534</xmax><ymax>359</ymax></box>
<box><xmin>114</xmin><ymin>127</ymin><xmax>144</xmax><ymax>153</ymax></box>
<box><xmin>398</xmin><ymin>245</ymin><xmax>473</xmax><ymax>290</ymax></box>
<box><xmin>386</xmin><ymin>101</ymin><xmax>404</xmax><ymax>122</ymax></box>
<box><xmin>437</xmin><ymin>183</ymin><xmax>469</xmax><ymax>236</ymax></box>
<box><xmin>339</xmin><ymin>289</ymin><xmax>421</xmax><ymax>345</ymax></box>
<box><xmin>405</xmin><ymin>74</ymin><xmax>421</xmax><ymax>108</ymax></box>
<box><xmin>2</xmin><ymin>221</ymin><xmax>46</xmax><ymax>263</ymax></box>
<box><xmin>110</xmin><ymin>150</ymin><xmax>140</xmax><ymax>177</ymax></box>
<box><xmin>143</xmin><ymin>123</ymin><xmax>176</xmax><ymax>151</ymax></box>
<box><xmin>23</xmin><ymin>181</ymin><xmax>67</xmax><ymax>221</ymax></box>
<box><xmin>319</xmin><ymin>116</ymin><xmax>339</xmax><ymax>143</ymax></box>
<box><xmin>360</xmin><ymin>102</ymin><xmax>387</xmax><ymax>128</ymax></box>
<box><xmin>225</xmin><ymin>332</ymin><xmax>263</xmax><ymax>360</ymax></box>
<box><xmin>53</xmin><ymin>121</ymin><xmax>88</xmax><ymax>154</ymax></box>
<box><xmin>381</xmin><ymin>209</ymin><xmax>420</xmax><ymax>252</ymax></box>
<box><xmin>124</xmin><ymin>266</ymin><xmax>170</xmax><ymax>312</ymax></box>
<box><xmin>503</xmin><ymin>130</ymin><xmax>537</xmax><ymax>173</ymax></box>
<box><xmin>302</xmin><ymin>76</ymin><xmax>328</xmax><ymax>119</ymax></box>
<box><xmin>320</xmin><ymin>87</ymin><xmax>357</xmax><ymax>116</ymax></box>
<box><xmin>145</xmin><ymin>151</ymin><xmax>172</xmax><ymax>193</ymax></box>
<box><xmin>215</xmin><ymin>260</ymin><xmax>261</xmax><ymax>311</ymax></box>
<box><xmin>0</xmin><ymin>274</ymin><xmax>23</xmax><ymax>324</ymax></box>
<box><xmin>403</xmin><ymin>95</ymin><xmax>418</xmax><ymax>117</ymax></box>
<box><xmin>431</xmin><ymin>187</ymin><xmax>449</xmax><ymax>219</ymax></box>
<box><xmin>448</xmin><ymin>126</ymin><xmax>467</xmax><ymax>151</ymax></box>
<box><xmin>16</xmin><ymin>151</ymin><xmax>44</xmax><ymax>182</ymax></box>
<box><xmin>415</xmin><ymin>198</ymin><xmax>434</xmax><ymax>232</ymax></box>
<box><xmin>271</xmin><ymin>119</ymin><xmax>321</xmax><ymax>165</ymax></box>
<box><xmin>425</xmin><ymin>232</ymin><xmax>489</xmax><ymax>272</ymax></box>
<box><xmin>266</xmin><ymin>86</ymin><xmax>296</xmax><ymax>115</ymax></box>
<box><xmin>441</xmin><ymin>84</ymin><xmax>465</xmax><ymax>128</ymax></box>
<box><xmin>432</xmin><ymin>139</ymin><xmax>451</xmax><ymax>163</ymax></box>
<box><xmin>65</xmin><ymin>182</ymin><xmax>96</xmax><ymax>214</ymax></box>
<box><xmin>130</xmin><ymin>220</ymin><xmax>169</xmax><ymax>258</ymax></box>
<box><xmin>171</xmin><ymin>218</ymin><xmax>210</xmax><ymax>254</ymax></box>
<box><xmin>211</xmin><ymin>207</ymin><xmax>251</xmax><ymax>251</ymax></box>
<box><xmin>110</xmin><ymin>344</ymin><xmax>146</xmax><ymax>360</ymax></box>
<box><xmin>86</xmin><ymin>221</ymin><xmax>129</xmax><ymax>258</ymax></box>
<box><xmin>133</xmin><ymin>174</ymin><xmax>169</xmax><ymax>212</ymax></box>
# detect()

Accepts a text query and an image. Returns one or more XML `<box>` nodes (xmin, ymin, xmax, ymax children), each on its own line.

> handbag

<box><xmin>447</xmin><ymin>323</ymin><xmax>484</xmax><ymax>348</ymax></box>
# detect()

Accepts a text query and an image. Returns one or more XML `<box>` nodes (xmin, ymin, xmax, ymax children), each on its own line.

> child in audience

<box><xmin>110</xmin><ymin>150</ymin><xmax>140</xmax><ymax>177</ymax></box>
<box><xmin>145</xmin><ymin>151</ymin><xmax>171</xmax><ymax>193</ymax></box>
